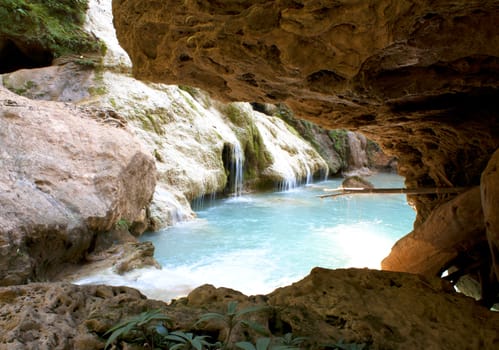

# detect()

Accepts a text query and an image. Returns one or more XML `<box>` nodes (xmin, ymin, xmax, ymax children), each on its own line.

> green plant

<box><xmin>0</xmin><ymin>0</ymin><xmax>105</xmax><ymax>59</ymax></box>
<box><xmin>195</xmin><ymin>301</ymin><xmax>269</xmax><ymax>349</ymax></box>
<box><xmin>236</xmin><ymin>337</ymin><xmax>272</xmax><ymax>350</ymax></box>
<box><xmin>274</xmin><ymin>333</ymin><xmax>308</xmax><ymax>348</ymax></box>
<box><xmin>115</xmin><ymin>218</ymin><xmax>130</xmax><ymax>231</ymax></box>
<box><xmin>104</xmin><ymin>309</ymin><xmax>172</xmax><ymax>349</ymax></box>
<box><xmin>164</xmin><ymin>330</ymin><xmax>212</xmax><ymax>350</ymax></box>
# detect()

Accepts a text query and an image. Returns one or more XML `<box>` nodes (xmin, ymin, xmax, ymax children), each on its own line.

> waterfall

<box><xmin>278</xmin><ymin>172</ymin><xmax>297</xmax><ymax>191</ymax></box>
<box><xmin>232</xmin><ymin>142</ymin><xmax>244</xmax><ymax>196</ymax></box>
<box><xmin>223</xmin><ymin>142</ymin><xmax>244</xmax><ymax>196</ymax></box>
<box><xmin>299</xmin><ymin>154</ymin><xmax>312</xmax><ymax>185</ymax></box>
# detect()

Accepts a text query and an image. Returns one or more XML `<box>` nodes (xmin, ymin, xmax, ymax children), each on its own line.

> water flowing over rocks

<box><xmin>112</xmin><ymin>0</ymin><xmax>499</xmax><ymax>221</ymax></box>
<box><xmin>0</xmin><ymin>86</ymin><xmax>156</xmax><ymax>285</ymax></box>
<box><xmin>112</xmin><ymin>0</ymin><xmax>499</xmax><ymax>303</ymax></box>
<box><xmin>1</xmin><ymin>268</ymin><xmax>498</xmax><ymax>349</ymax></box>
<box><xmin>2</xmin><ymin>0</ymin><xmax>330</xmax><ymax>229</ymax></box>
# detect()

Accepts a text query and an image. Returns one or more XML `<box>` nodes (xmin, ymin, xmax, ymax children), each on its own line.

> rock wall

<box><xmin>0</xmin><ymin>86</ymin><xmax>156</xmax><ymax>285</ymax></box>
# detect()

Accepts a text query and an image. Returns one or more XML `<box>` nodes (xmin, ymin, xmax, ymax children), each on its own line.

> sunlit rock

<box><xmin>0</xmin><ymin>87</ymin><xmax>156</xmax><ymax>285</ymax></box>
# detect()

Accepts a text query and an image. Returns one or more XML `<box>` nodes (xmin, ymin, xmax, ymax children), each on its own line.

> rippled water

<box><xmin>77</xmin><ymin>173</ymin><xmax>415</xmax><ymax>301</ymax></box>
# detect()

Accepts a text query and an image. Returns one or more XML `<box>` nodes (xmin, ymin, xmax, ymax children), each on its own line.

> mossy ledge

<box><xmin>0</xmin><ymin>0</ymin><xmax>105</xmax><ymax>73</ymax></box>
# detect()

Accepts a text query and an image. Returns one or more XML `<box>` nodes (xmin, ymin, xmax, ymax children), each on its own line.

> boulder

<box><xmin>382</xmin><ymin>187</ymin><xmax>486</xmax><ymax>278</ymax></box>
<box><xmin>0</xmin><ymin>87</ymin><xmax>156</xmax><ymax>285</ymax></box>
<box><xmin>267</xmin><ymin>267</ymin><xmax>499</xmax><ymax>349</ymax></box>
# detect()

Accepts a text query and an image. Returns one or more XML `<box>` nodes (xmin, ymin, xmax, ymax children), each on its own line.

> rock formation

<box><xmin>0</xmin><ymin>86</ymin><xmax>156</xmax><ymax>285</ymax></box>
<box><xmin>1</xmin><ymin>268</ymin><xmax>498</xmax><ymax>349</ymax></box>
<box><xmin>112</xmin><ymin>0</ymin><xmax>499</xmax><ymax>302</ymax></box>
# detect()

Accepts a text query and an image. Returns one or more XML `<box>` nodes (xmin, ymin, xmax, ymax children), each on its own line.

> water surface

<box><xmin>129</xmin><ymin>173</ymin><xmax>415</xmax><ymax>300</ymax></box>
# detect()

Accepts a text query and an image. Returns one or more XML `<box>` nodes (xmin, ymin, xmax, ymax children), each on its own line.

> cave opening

<box><xmin>0</xmin><ymin>39</ymin><xmax>53</xmax><ymax>74</ymax></box>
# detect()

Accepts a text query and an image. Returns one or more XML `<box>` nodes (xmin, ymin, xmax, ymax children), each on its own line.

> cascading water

<box><xmin>232</xmin><ymin>142</ymin><xmax>244</xmax><ymax>196</ymax></box>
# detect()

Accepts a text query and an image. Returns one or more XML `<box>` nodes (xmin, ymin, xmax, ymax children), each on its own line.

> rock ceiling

<box><xmin>113</xmin><ymin>0</ymin><xmax>499</xmax><ymax>223</ymax></box>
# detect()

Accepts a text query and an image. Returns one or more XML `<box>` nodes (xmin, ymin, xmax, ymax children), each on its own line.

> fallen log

<box><xmin>319</xmin><ymin>187</ymin><xmax>470</xmax><ymax>199</ymax></box>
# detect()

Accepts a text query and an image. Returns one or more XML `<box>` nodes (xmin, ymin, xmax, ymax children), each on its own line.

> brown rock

<box><xmin>0</xmin><ymin>283</ymin><xmax>163</xmax><ymax>350</ymax></box>
<box><xmin>1</xmin><ymin>268</ymin><xmax>498</xmax><ymax>349</ymax></box>
<box><xmin>267</xmin><ymin>267</ymin><xmax>499</xmax><ymax>349</ymax></box>
<box><xmin>0</xmin><ymin>87</ymin><xmax>156</xmax><ymax>285</ymax></box>
<box><xmin>481</xmin><ymin>148</ymin><xmax>499</xmax><ymax>303</ymax></box>
<box><xmin>382</xmin><ymin>187</ymin><xmax>486</xmax><ymax>278</ymax></box>
<box><xmin>112</xmin><ymin>0</ymin><xmax>499</xmax><ymax>226</ymax></box>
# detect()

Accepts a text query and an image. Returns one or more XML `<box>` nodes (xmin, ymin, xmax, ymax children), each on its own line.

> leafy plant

<box><xmin>103</xmin><ymin>309</ymin><xmax>172</xmax><ymax>349</ymax></box>
<box><xmin>273</xmin><ymin>333</ymin><xmax>308</xmax><ymax>348</ymax></box>
<box><xmin>195</xmin><ymin>301</ymin><xmax>269</xmax><ymax>349</ymax></box>
<box><xmin>163</xmin><ymin>330</ymin><xmax>212</xmax><ymax>350</ymax></box>
<box><xmin>236</xmin><ymin>337</ymin><xmax>272</xmax><ymax>350</ymax></box>
<box><xmin>115</xmin><ymin>218</ymin><xmax>130</xmax><ymax>231</ymax></box>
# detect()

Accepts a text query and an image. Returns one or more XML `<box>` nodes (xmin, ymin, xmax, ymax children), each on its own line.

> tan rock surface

<box><xmin>3</xmin><ymin>268</ymin><xmax>497</xmax><ymax>349</ymax></box>
<box><xmin>382</xmin><ymin>187</ymin><xmax>486</xmax><ymax>277</ymax></box>
<box><xmin>267</xmin><ymin>267</ymin><xmax>499</xmax><ymax>349</ymax></box>
<box><xmin>0</xmin><ymin>86</ymin><xmax>156</xmax><ymax>285</ymax></box>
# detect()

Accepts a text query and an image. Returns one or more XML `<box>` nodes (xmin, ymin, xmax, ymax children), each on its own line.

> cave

<box><xmin>0</xmin><ymin>38</ymin><xmax>53</xmax><ymax>74</ymax></box>
<box><xmin>112</xmin><ymin>0</ymin><xmax>499</xmax><ymax>306</ymax></box>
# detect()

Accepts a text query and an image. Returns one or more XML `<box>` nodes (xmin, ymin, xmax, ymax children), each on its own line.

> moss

<box><xmin>9</xmin><ymin>80</ymin><xmax>37</xmax><ymax>95</ymax></box>
<box><xmin>0</xmin><ymin>0</ymin><xmax>105</xmax><ymax>59</ymax></box>
<box><xmin>87</xmin><ymin>86</ymin><xmax>107</xmax><ymax>96</ymax></box>
<box><xmin>223</xmin><ymin>103</ymin><xmax>247</xmax><ymax>127</ymax></box>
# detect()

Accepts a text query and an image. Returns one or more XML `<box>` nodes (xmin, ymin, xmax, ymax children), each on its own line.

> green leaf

<box><xmin>236</xmin><ymin>341</ymin><xmax>257</xmax><ymax>350</ymax></box>
<box><xmin>240</xmin><ymin>320</ymin><xmax>269</xmax><ymax>336</ymax></box>
<box><xmin>255</xmin><ymin>337</ymin><xmax>271</xmax><ymax>350</ymax></box>
<box><xmin>195</xmin><ymin>312</ymin><xmax>226</xmax><ymax>326</ymax></box>
<box><xmin>236</xmin><ymin>304</ymin><xmax>268</xmax><ymax>317</ymax></box>
<box><xmin>227</xmin><ymin>300</ymin><xmax>239</xmax><ymax>315</ymax></box>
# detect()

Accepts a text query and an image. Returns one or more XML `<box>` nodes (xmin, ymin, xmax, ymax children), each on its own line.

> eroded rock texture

<box><xmin>112</xmin><ymin>0</ymin><xmax>499</xmax><ymax>221</ymax></box>
<box><xmin>2</xmin><ymin>268</ymin><xmax>498</xmax><ymax>350</ymax></box>
<box><xmin>113</xmin><ymin>0</ymin><xmax>499</xmax><ymax>301</ymax></box>
<box><xmin>0</xmin><ymin>87</ymin><xmax>156</xmax><ymax>285</ymax></box>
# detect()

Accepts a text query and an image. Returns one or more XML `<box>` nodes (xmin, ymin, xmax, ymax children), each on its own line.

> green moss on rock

<box><xmin>0</xmin><ymin>0</ymin><xmax>105</xmax><ymax>59</ymax></box>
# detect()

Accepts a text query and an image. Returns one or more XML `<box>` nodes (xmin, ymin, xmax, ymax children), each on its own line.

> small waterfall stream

<box><xmin>232</xmin><ymin>142</ymin><xmax>244</xmax><ymax>196</ymax></box>
<box><xmin>223</xmin><ymin>142</ymin><xmax>244</xmax><ymax>196</ymax></box>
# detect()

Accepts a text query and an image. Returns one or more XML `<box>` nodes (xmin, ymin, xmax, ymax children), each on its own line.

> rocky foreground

<box><xmin>1</xmin><ymin>268</ymin><xmax>498</xmax><ymax>349</ymax></box>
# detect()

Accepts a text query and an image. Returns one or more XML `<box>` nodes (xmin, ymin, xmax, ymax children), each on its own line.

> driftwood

<box><xmin>319</xmin><ymin>187</ymin><xmax>470</xmax><ymax>199</ymax></box>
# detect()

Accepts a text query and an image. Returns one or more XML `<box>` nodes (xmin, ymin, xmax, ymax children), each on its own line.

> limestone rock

<box><xmin>0</xmin><ymin>87</ymin><xmax>156</xmax><ymax>285</ymax></box>
<box><xmin>342</xmin><ymin>176</ymin><xmax>374</xmax><ymax>189</ymax></box>
<box><xmin>1</xmin><ymin>268</ymin><xmax>498</xmax><ymax>349</ymax></box>
<box><xmin>0</xmin><ymin>282</ymin><xmax>163</xmax><ymax>350</ymax></box>
<box><xmin>481</xmin><ymin>148</ymin><xmax>499</xmax><ymax>303</ymax></box>
<box><xmin>112</xmin><ymin>0</ymin><xmax>499</xmax><ymax>225</ymax></box>
<box><xmin>382</xmin><ymin>187</ymin><xmax>486</xmax><ymax>278</ymax></box>
<box><xmin>267</xmin><ymin>267</ymin><xmax>499</xmax><ymax>349</ymax></box>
